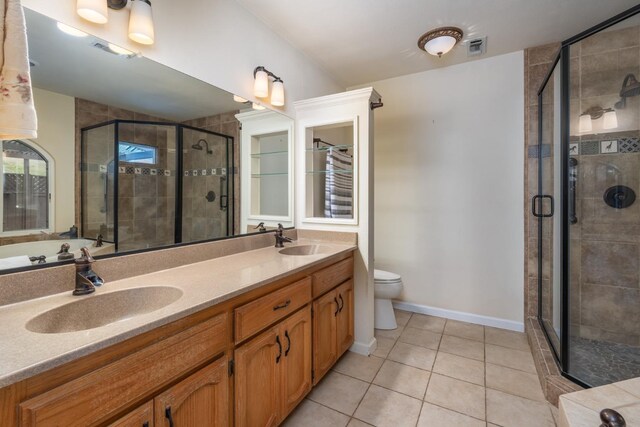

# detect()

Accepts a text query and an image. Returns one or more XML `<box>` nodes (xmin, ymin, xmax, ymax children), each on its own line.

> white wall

<box><xmin>363</xmin><ymin>52</ymin><xmax>525</xmax><ymax>326</ymax></box>
<box><xmin>22</xmin><ymin>0</ymin><xmax>343</xmax><ymax>117</ymax></box>
<box><xmin>32</xmin><ymin>87</ymin><xmax>75</xmax><ymax>232</ymax></box>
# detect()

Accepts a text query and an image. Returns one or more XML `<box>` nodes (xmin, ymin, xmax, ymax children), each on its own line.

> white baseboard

<box><xmin>350</xmin><ymin>337</ymin><xmax>377</xmax><ymax>356</ymax></box>
<box><xmin>392</xmin><ymin>301</ymin><xmax>524</xmax><ymax>332</ymax></box>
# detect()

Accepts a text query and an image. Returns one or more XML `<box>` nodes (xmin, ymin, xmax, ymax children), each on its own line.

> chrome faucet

<box><xmin>73</xmin><ymin>247</ymin><xmax>104</xmax><ymax>296</ymax></box>
<box><xmin>274</xmin><ymin>223</ymin><xmax>293</xmax><ymax>248</ymax></box>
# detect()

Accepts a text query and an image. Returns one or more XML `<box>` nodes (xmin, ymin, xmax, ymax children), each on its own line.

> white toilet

<box><xmin>374</xmin><ymin>269</ymin><xmax>403</xmax><ymax>330</ymax></box>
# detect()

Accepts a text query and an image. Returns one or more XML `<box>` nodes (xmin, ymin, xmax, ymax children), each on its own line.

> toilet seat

<box><xmin>374</xmin><ymin>269</ymin><xmax>401</xmax><ymax>283</ymax></box>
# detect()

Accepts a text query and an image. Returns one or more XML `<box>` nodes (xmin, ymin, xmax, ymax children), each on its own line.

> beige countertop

<box><xmin>0</xmin><ymin>239</ymin><xmax>356</xmax><ymax>388</ymax></box>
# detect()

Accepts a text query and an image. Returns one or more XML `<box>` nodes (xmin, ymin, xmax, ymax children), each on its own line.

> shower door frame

<box><xmin>81</xmin><ymin>119</ymin><xmax>235</xmax><ymax>253</ymax></box>
<box><xmin>535</xmin><ymin>3</ymin><xmax>640</xmax><ymax>388</ymax></box>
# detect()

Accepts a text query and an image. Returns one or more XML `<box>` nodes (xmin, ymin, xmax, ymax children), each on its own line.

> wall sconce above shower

<box><xmin>253</xmin><ymin>66</ymin><xmax>285</xmax><ymax>107</ymax></box>
<box><xmin>579</xmin><ymin>106</ymin><xmax>618</xmax><ymax>133</ymax></box>
<box><xmin>76</xmin><ymin>0</ymin><xmax>155</xmax><ymax>45</ymax></box>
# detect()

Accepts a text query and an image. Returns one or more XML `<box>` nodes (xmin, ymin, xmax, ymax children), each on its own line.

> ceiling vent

<box><xmin>467</xmin><ymin>37</ymin><xmax>487</xmax><ymax>57</ymax></box>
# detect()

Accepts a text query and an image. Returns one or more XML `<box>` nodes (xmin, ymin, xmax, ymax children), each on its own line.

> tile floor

<box><xmin>283</xmin><ymin>310</ymin><xmax>560</xmax><ymax>427</ymax></box>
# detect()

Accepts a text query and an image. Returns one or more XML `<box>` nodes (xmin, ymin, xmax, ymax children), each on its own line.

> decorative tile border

<box><xmin>82</xmin><ymin>164</ymin><xmax>237</xmax><ymax>176</ymax></box>
<box><xmin>529</xmin><ymin>138</ymin><xmax>640</xmax><ymax>159</ymax></box>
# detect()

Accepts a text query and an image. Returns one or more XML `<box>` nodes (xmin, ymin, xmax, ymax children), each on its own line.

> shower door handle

<box><xmin>219</xmin><ymin>176</ymin><xmax>227</xmax><ymax>211</ymax></box>
<box><xmin>532</xmin><ymin>195</ymin><xmax>554</xmax><ymax>218</ymax></box>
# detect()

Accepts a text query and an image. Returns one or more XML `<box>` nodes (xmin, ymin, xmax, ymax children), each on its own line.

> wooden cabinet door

<box><xmin>235</xmin><ymin>326</ymin><xmax>281</xmax><ymax>427</ymax></box>
<box><xmin>336</xmin><ymin>280</ymin><xmax>355</xmax><ymax>357</ymax></box>
<box><xmin>312</xmin><ymin>290</ymin><xmax>338</xmax><ymax>385</ymax></box>
<box><xmin>108</xmin><ymin>401</ymin><xmax>154</xmax><ymax>427</ymax></box>
<box><xmin>280</xmin><ymin>306</ymin><xmax>312</xmax><ymax>418</ymax></box>
<box><xmin>154</xmin><ymin>356</ymin><xmax>229</xmax><ymax>427</ymax></box>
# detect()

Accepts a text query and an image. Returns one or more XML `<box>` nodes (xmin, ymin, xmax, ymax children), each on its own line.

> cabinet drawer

<box><xmin>235</xmin><ymin>278</ymin><xmax>311</xmax><ymax>344</ymax></box>
<box><xmin>312</xmin><ymin>257</ymin><xmax>353</xmax><ymax>298</ymax></box>
<box><xmin>19</xmin><ymin>313</ymin><xmax>228</xmax><ymax>427</ymax></box>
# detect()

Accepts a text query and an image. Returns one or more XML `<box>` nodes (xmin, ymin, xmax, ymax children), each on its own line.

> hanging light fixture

<box><xmin>253</xmin><ymin>66</ymin><xmax>285</xmax><ymax>106</ymax></box>
<box><xmin>128</xmin><ymin>0</ymin><xmax>155</xmax><ymax>45</ymax></box>
<box><xmin>603</xmin><ymin>109</ymin><xmax>618</xmax><ymax>130</ymax></box>
<box><xmin>57</xmin><ymin>22</ymin><xmax>89</xmax><ymax>37</ymax></box>
<box><xmin>77</xmin><ymin>0</ymin><xmax>156</xmax><ymax>46</ymax></box>
<box><xmin>252</xmin><ymin>103</ymin><xmax>266</xmax><ymax>110</ymax></box>
<box><xmin>579</xmin><ymin>114</ymin><xmax>593</xmax><ymax>133</ymax></box>
<box><xmin>418</xmin><ymin>27</ymin><xmax>463</xmax><ymax>57</ymax></box>
<box><xmin>233</xmin><ymin>95</ymin><xmax>248</xmax><ymax>103</ymax></box>
<box><xmin>77</xmin><ymin>0</ymin><xmax>109</xmax><ymax>24</ymax></box>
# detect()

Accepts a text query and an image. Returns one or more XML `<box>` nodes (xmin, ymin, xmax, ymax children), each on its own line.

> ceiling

<box><xmin>25</xmin><ymin>9</ymin><xmax>242</xmax><ymax>122</ymax></box>
<box><xmin>235</xmin><ymin>0</ymin><xmax>640</xmax><ymax>87</ymax></box>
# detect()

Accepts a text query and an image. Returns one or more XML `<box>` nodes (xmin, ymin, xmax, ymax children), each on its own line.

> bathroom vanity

<box><xmin>0</xmin><ymin>240</ymin><xmax>355</xmax><ymax>426</ymax></box>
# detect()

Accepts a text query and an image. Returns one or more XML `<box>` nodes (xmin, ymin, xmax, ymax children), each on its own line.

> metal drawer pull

<box><xmin>285</xmin><ymin>330</ymin><xmax>291</xmax><ymax>356</ymax></box>
<box><xmin>165</xmin><ymin>407</ymin><xmax>174</xmax><ymax>427</ymax></box>
<box><xmin>276</xmin><ymin>335</ymin><xmax>282</xmax><ymax>363</ymax></box>
<box><xmin>273</xmin><ymin>299</ymin><xmax>291</xmax><ymax>311</ymax></box>
<box><xmin>338</xmin><ymin>294</ymin><xmax>344</xmax><ymax>313</ymax></box>
<box><xmin>334</xmin><ymin>297</ymin><xmax>340</xmax><ymax>316</ymax></box>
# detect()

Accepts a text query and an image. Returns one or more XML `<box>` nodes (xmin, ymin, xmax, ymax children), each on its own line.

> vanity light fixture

<box><xmin>579</xmin><ymin>106</ymin><xmax>618</xmax><ymax>133</ymax></box>
<box><xmin>76</xmin><ymin>0</ymin><xmax>155</xmax><ymax>45</ymax></box>
<box><xmin>253</xmin><ymin>66</ymin><xmax>285</xmax><ymax>107</ymax></box>
<box><xmin>418</xmin><ymin>27</ymin><xmax>463</xmax><ymax>57</ymax></box>
<box><xmin>233</xmin><ymin>95</ymin><xmax>248</xmax><ymax>103</ymax></box>
<box><xmin>56</xmin><ymin>22</ymin><xmax>89</xmax><ymax>37</ymax></box>
<box><xmin>252</xmin><ymin>103</ymin><xmax>266</xmax><ymax>111</ymax></box>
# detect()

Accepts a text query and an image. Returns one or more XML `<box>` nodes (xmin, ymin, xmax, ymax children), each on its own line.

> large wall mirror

<box><xmin>0</xmin><ymin>9</ymin><xmax>293</xmax><ymax>272</ymax></box>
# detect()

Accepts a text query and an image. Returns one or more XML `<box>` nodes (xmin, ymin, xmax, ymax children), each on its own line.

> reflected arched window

<box><xmin>1</xmin><ymin>140</ymin><xmax>52</xmax><ymax>233</ymax></box>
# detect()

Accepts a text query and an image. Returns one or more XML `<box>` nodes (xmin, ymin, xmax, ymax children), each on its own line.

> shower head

<box><xmin>615</xmin><ymin>73</ymin><xmax>640</xmax><ymax>109</ymax></box>
<box><xmin>192</xmin><ymin>139</ymin><xmax>213</xmax><ymax>154</ymax></box>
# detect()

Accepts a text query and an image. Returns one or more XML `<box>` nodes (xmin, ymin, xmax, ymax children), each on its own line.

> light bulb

<box><xmin>252</xmin><ymin>103</ymin><xmax>265</xmax><ymax>110</ymax></box>
<box><xmin>254</xmin><ymin>69</ymin><xmax>269</xmax><ymax>98</ymax></box>
<box><xmin>128</xmin><ymin>0</ymin><xmax>155</xmax><ymax>45</ymax></box>
<box><xmin>579</xmin><ymin>114</ymin><xmax>592</xmax><ymax>133</ymax></box>
<box><xmin>57</xmin><ymin>22</ymin><xmax>88</xmax><ymax>37</ymax></box>
<box><xmin>603</xmin><ymin>110</ymin><xmax>618</xmax><ymax>130</ymax></box>
<box><xmin>271</xmin><ymin>79</ymin><xmax>285</xmax><ymax>107</ymax></box>
<box><xmin>77</xmin><ymin>0</ymin><xmax>108</xmax><ymax>24</ymax></box>
<box><xmin>424</xmin><ymin>35</ymin><xmax>457</xmax><ymax>57</ymax></box>
<box><xmin>233</xmin><ymin>95</ymin><xmax>248</xmax><ymax>103</ymax></box>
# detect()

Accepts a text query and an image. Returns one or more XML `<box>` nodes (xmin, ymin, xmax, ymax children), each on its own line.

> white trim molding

<box><xmin>392</xmin><ymin>301</ymin><xmax>524</xmax><ymax>332</ymax></box>
<box><xmin>350</xmin><ymin>337</ymin><xmax>377</xmax><ymax>356</ymax></box>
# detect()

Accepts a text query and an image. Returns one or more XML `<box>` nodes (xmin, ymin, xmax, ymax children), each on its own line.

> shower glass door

<box><xmin>537</xmin><ymin>58</ymin><xmax>564</xmax><ymax>360</ymax></box>
<box><xmin>180</xmin><ymin>126</ymin><xmax>232</xmax><ymax>243</ymax></box>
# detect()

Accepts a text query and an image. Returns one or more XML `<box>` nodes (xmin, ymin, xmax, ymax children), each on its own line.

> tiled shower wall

<box><xmin>182</xmin><ymin>112</ymin><xmax>241</xmax><ymax>236</ymax></box>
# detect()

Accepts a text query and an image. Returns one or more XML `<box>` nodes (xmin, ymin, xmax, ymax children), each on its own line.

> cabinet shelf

<box><xmin>251</xmin><ymin>172</ymin><xmax>289</xmax><ymax>178</ymax></box>
<box><xmin>250</xmin><ymin>150</ymin><xmax>289</xmax><ymax>158</ymax></box>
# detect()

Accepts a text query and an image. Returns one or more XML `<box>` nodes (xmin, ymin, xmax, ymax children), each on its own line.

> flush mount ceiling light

<box><xmin>253</xmin><ymin>66</ymin><xmax>285</xmax><ymax>107</ymax></box>
<box><xmin>76</xmin><ymin>0</ymin><xmax>155</xmax><ymax>45</ymax></box>
<box><xmin>418</xmin><ymin>27</ymin><xmax>463</xmax><ymax>57</ymax></box>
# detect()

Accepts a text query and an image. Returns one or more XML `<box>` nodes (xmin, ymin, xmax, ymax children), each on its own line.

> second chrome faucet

<box><xmin>274</xmin><ymin>224</ymin><xmax>293</xmax><ymax>248</ymax></box>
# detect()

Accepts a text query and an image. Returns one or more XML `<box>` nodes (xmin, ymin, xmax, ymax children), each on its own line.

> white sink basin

<box><xmin>279</xmin><ymin>245</ymin><xmax>334</xmax><ymax>256</ymax></box>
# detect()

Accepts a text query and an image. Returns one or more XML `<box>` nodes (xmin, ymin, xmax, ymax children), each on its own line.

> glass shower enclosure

<box><xmin>536</xmin><ymin>4</ymin><xmax>640</xmax><ymax>387</ymax></box>
<box><xmin>81</xmin><ymin>120</ymin><xmax>234</xmax><ymax>252</ymax></box>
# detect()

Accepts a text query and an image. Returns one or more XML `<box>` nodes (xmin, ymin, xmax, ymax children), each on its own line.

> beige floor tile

<box><xmin>558</xmin><ymin>398</ymin><xmax>600</xmax><ymax>426</ymax></box>
<box><xmin>486</xmin><ymin>389</ymin><xmax>555</xmax><ymax>427</ymax></box>
<box><xmin>424</xmin><ymin>373</ymin><xmax>486</xmax><ymax>420</ymax></box>
<box><xmin>394</xmin><ymin>309</ymin><xmax>412</xmax><ymax>327</ymax></box>
<box><xmin>373</xmin><ymin>360</ymin><xmax>431</xmax><ymax>399</ymax></box>
<box><xmin>485</xmin><ymin>327</ymin><xmax>530</xmax><ymax>351</ymax></box>
<box><xmin>308</xmin><ymin>371</ymin><xmax>370</xmax><ymax>416</ymax></box>
<box><xmin>486</xmin><ymin>363</ymin><xmax>545</xmax><ymax>402</ymax></box>
<box><xmin>485</xmin><ymin>343</ymin><xmax>536</xmax><ymax>373</ymax></box>
<box><xmin>398</xmin><ymin>326</ymin><xmax>441</xmax><ymax>350</ymax></box>
<box><xmin>563</xmin><ymin>383</ymin><xmax>639</xmax><ymax>410</ymax></box>
<box><xmin>333</xmin><ymin>351</ymin><xmax>384</xmax><ymax>382</ymax></box>
<box><xmin>439</xmin><ymin>334</ymin><xmax>485</xmax><ymax>361</ymax></box>
<box><xmin>347</xmin><ymin>419</ymin><xmax>374</xmax><ymax>426</ymax></box>
<box><xmin>387</xmin><ymin>341</ymin><xmax>437</xmax><ymax>370</ymax></box>
<box><xmin>282</xmin><ymin>399</ymin><xmax>350</xmax><ymax>427</ymax></box>
<box><xmin>353</xmin><ymin>385</ymin><xmax>422</xmax><ymax>427</ymax></box>
<box><xmin>375</xmin><ymin>325</ymin><xmax>404</xmax><ymax>341</ymax></box>
<box><xmin>372</xmin><ymin>337</ymin><xmax>396</xmax><ymax>358</ymax></box>
<box><xmin>407</xmin><ymin>313</ymin><xmax>446</xmax><ymax>333</ymax></box>
<box><xmin>432</xmin><ymin>352</ymin><xmax>485</xmax><ymax>386</ymax></box>
<box><xmin>443</xmin><ymin>320</ymin><xmax>484</xmax><ymax>342</ymax></box>
<box><xmin>417</xmin><ymin>402</ymin><xmax>485</xmax><ymax>427</ymax></box>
